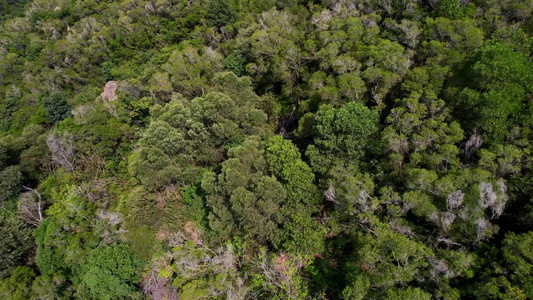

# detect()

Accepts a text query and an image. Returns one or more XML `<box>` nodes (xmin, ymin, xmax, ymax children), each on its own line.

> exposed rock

<box><xmin>100</xmin><ymin>80</ymin><xmax>118</xmax><ymax>102</ymax></box>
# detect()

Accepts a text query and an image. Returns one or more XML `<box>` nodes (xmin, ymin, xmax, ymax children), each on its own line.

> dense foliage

<box><xmin>0</xmin><ymin>0</ymin><xmax>532</xmax><ymax>299</ymax></box>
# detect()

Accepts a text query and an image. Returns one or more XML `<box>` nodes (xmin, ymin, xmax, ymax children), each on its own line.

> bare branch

<box><xmin>464</xmin><ymin>132</ymin><xmax>483</xmax><ymax>157</ymax></box>
<box><xmin>446</xmin><ymin>190</ymin><xmax>464</xmax><ymax>210</ymax></box>
<box><xmin>47</xmin><ymin>131</ymin><xmax>76</xmax><ymax>172</ymax></box>
<box><xmin>17</xmin><ymin>186</ymin><xmax>44</xmax><ymax>227</ymax></box>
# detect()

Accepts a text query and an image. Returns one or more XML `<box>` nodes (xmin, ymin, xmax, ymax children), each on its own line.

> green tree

<box><xmin>502</xmin><ymin>232</ymin><xmax>533</xmax><ymax>297</ymax></box>
<box><xmin>206</xmin><ymin>0</ymin><xmax>236</xmax><ymax>29</ymax></box>
<box><xmin>453</xmin><ymin>42</ymin><xmax>533</xmax><ymax>143</ymax></box>
<box><xmin>82</xmin><ymin>244</ymin><xmax>144</xmax><ymax>300</ymax></box>
<box><xmin>0</xmin><ymin>165</ymin><xmax>22</xmax><ymax>204</ymax></box>
<box><xmin>223</xmin><ymin>53</ymin><xmax>246</xmax><ymax>77</ymax></box>
<box><xmin>130</xmin><ymin>72</ymin><xmax>271</xmax><ymax>190</ymax></box>
<box><xmin>203</xmin><ymin>136</ymin><xmax>324</xmax><ymax>253</ymax></box>
<box><xmin>384</xmin><ymin>287</ymin><xmax>432</xmax><ymax>300</ymax></box>
<box><xmin>0</xmin><ymin>215</ymin><xmax>33</xmax><ymax>279</ymax></box>
<box><xmin>306</xmin><ymin>102</ymin><xmax>379</xmax><ymax>174</ymax></box>
<box><xmin>343</xmin><ymin>222</ymin><xmax>432</xmax><ymax>298</ymax></box>
<box><xmin>434</xmin><ymin>0</ymin><xmax>476</xmax><ymax>19</ymax></box>
<box><xmin>0</xmin><ymin>266</ymin><xmax>35</xmax><ymax>300</ymax></box>
<box><xmin>164</xmin><ymin>45</ymin><xmax>223</xmax><ymax>97</ymax></box>
<box><xmin>43</xmin><ymin>94</ymin><xmax>70</xmax><ymax>123</ymax></box>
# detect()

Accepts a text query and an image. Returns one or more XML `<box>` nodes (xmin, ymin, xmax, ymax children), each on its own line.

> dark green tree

<box><xmin>207</xmin><ymin>0</ymin><xmax>236</xmax><ymax>29</ymax></box>
<box><xmin>453</xmin><ymin>42</ymin><xmax>533</xmax><ymax>143</ymax></box>
<box><xmin>0</xmin><ymin>165</ymin><xmax>22</xmax><ymax>204</ymax></box>
<box><xmin>43</xmin><ymin>94</ymin><xmax>70</xmax><ymax>123</ymax></box>
<box><xmin>0</xmin><ymin>215</ymin><xmax>33</xmax><ymax>279</ymax></box>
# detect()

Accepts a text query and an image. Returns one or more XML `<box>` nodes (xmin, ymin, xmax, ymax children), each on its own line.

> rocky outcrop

<box><xmin>100</xmin><ymin>81</ymin><xmax>118</xmax><ymax>102</ymax></box>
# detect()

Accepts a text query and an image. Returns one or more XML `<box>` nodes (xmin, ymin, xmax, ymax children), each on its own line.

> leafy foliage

<box><xmin>306</xmin><ymin>102</ymin><xmax>379</xmax><ymax>174</ymax></box>
<box><xmin>130</xmin><ymin>72</ymin><xmax>271</xmax><ymax>190</ymax></box>
<box><xmin>453</xmin><ymin>42</ymin><xmax>533</xmax><ymax>143</ymax></box>
<box><xmin>0</xmin><ymin>215</ymin><xmax>33</xmax><ymax>279</ymax></box>
<box><xmin>43</xmin><ymin>94</ymin><xmax>70</xmax><ymax>123</ymax></box>
<box><xmin>0</xmin><ymin>0</ymin><xmax>532</xmax><ymax>298</ymax></box>
<box><xmin>203</xmin><ymin>136</ymin><xmax>323</xmax><ymax>253</ymax></box>
<box><xmin>82</xmin><ymin>244</ymin><xmax>145</xmax><ymax>300</ymax></box>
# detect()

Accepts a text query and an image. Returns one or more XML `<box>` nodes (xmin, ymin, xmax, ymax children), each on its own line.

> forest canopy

<box><xmin>0</xmin><ymin>0</ymin><xmax>533</xmax><ymax>299</ymax></box>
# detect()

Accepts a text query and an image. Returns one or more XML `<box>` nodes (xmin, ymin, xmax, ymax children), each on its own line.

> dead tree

<box><xmin>475</xmin><ymin>218</ymin><xmax>492</xmax><ymax>242</ymax></box>
<box><xmin>324</xmin><ymin>185</ymin><xmax>338</xmax><ymax>204</ymax></box>
<box><xmin>17</xmin><ymin>186</ymin><xmax>44</xmax><ymax>227</ymax></box>
<box><xmin>464</xmin><ymin>132</ymin><xmax>483</xmax><ymax>157</ymax></box>
<box><xmin>446</xmin><ymin>190</ymin><xmax>464</xmax><ymax>210</ymax></box>
<box><xmin>47</xmin><ymin>131</ymin><xmax>76</xmax><ymax>172</ymax></box>
<box><xmin>166</xmin><ymin>231</ymin><xmax>248</xmax><ymax>299</ymax></box>
<box><xmin>142</xmin><ymin>254</ymin><xmax>180</xmax><ymax>300</ymax></box>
